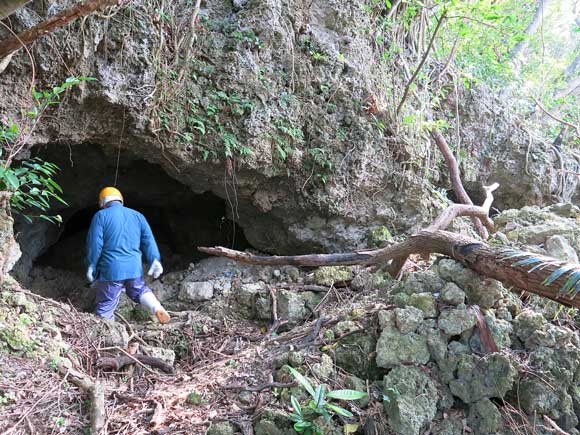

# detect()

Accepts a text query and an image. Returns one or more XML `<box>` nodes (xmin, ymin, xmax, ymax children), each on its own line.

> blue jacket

<box><xmin>86</xmin><ymin>202</ymin><xmax>160</xmax><ymax>281</ymax></box>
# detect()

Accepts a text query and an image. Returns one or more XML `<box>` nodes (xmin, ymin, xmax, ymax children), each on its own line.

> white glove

<box><xmin>147</xmin><ymin>259</ymin><xmax>163</xmax><ymax>279</ymax></box>
<box><xmin>86</xmin><ymin>266</ymin><xmax>95</xmax><ymax>283</ymax></box>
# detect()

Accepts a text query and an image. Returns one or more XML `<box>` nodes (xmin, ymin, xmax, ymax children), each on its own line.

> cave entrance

<box><xmin>13</xmin><ymin>144</ymin><xmax>251</xmax><ymax>307</ymax></box>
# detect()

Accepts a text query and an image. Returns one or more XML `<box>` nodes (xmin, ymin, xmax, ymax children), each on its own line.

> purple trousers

<box><xmin>95</xmin><ymin>276</ymin><xmax>152</xmax><ymax>320</ymax></box>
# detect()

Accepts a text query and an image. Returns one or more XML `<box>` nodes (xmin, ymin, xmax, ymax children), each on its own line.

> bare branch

<box><xmin>532</xmin><ymin>96</ymin><xmax>580</xmax><ymax>136</ymax></box>
<box><xmin>396</xmin><ymin>10</ymin><xmax>447</xmax><ymax>115</ymax></box>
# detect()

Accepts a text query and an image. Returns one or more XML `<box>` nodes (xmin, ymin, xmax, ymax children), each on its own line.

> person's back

<box><xmin>89</xmin><ymin>202</ymin><xmax>157</xmax><ymax>282</ymax></box>
<box><xmin>86</xmin><ymin>187</ymin><xmax>169</xmax><ymax>323</ymax></box>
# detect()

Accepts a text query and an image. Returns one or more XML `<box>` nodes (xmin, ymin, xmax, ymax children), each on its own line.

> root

<box><xmin>57</xmin><ymin>362</ymin><xmax>106</xmax><ymax>435</ymax></box>
<box><xmin>96</xmin><ymin>354</ymin><xmax>175</xmax><ymax>374</ymax></box>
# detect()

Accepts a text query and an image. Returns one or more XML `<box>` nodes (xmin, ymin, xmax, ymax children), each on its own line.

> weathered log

<box><xmin>0</xmin><ymin>0</ymin><xmax>121</xmax><ymax>59</ymax></box>
<box><xmin>97</xmin><ymin>354</ymin><xmax>174</xmax><ymax>374</ymax></box>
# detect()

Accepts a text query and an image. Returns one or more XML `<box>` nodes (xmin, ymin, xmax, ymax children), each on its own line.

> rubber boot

<box><xmin>140</xmin><ymin>292</ymin><xmax>171</xmax><ymax>324</ymax></box>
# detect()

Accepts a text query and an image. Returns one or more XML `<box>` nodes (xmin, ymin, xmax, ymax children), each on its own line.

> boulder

<box><xmin>383</xmin><ymin>365</ymin><xmax>438</xmax><ymax>435</ymax></box>
<box><xmin>408</xmin><ymin>293</ymin><xmax>438</xmax><ymax>317</ymax></box>
<box><xmin>545</xmin><ymin>235</ymin><xmax>579</xmax><ymax>262</ymax></box>
<box><xmin>467</xmin><ymin>399</ymin><xmax>502</xmax><ymax>434</ymax></box>
<box><xmin>394</xmin><ymin>307</ymin><xmax>423</xmax><ymax>334</ymax></box>
<box><xmin>277</xmin><ymin>290</ymin><xmax>322</xmax><ymax>324</ymax></box>
<box><xmin>438</xmin><ymin>308</ymin><xmax>477</xmax><ymax>336</ymax></box>
<box><xmin>440</xmin><ymin>283</ymin><xmax>466</xmax><ymax>305</ymax></box>
<box><xmin>518</xmin><ymin>378</ymin><xmax>560</xmax><ymax>415</ymax></box>
<box><xmin>376</xmin><ymin>328</ymin><xmax>430</xmax><ymax>368</ymax></box>
<box><xmin>447</xmin><ymin>354</ymin><xmax>516</xmax><ymax>403</ymax></box>
<box><xmin>179</xmin><ymin>281</ymin><xmax>214</xmax><ymax>302</ymax></box>
<box><xmin>311</xmin><ymin>354</ymin><xmax>334</xmax><ymax>380</ymax></box>
<box><xmin>437</xmin><ymin>260</ymin><xmax>502</xmax><ymax>308</ymax></box>
<box><xmin>334</xmin><ymin>332</ymin><xmax>379</xmax><ymax>379</ymax></box>
<box><xmin>313</xmin><ymin>266</ymin><xmax>353</xmax><ymax>286</ymax></box>
<box><xmin>207</xmin><ymin>422</ymin><xmax>235</xmax><ymax>435</ymax></box>
<box><xmin>142</xmin><ymin>345</ymin><xmax>175</xmax><ymax>366</ymax></box>
<box><xmin>513</xmin><ymin>310</ymin><xmax>546</xmax><ymax>342</ymax></box>
<box><xmin>397</xmin><ymin>270</ymin><xmax>446</xmax><ymax>295</ymax></box>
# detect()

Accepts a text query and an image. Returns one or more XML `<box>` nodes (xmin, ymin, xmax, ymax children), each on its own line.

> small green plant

<box><xmin>1</xmin><ymin>77</ymin><xmax>93</xmax><ymax>223</ymax></box>
<box><xmin>0</xmin><ymin>391</ymin><xmax>16</xmax><ymax>405</ymax></box>
<box><xmin>306</xmin><ymin>148</ymin><xmax>333</xmax><ymax>184</ymax></box>
<box><xmin>1</xmin><ymin>157</ymin><xmax>67</xmax><ymax>223</ymax></box>
<box><xmin>286</xmin><ymin>366</ymin><xmax>367</xmax><ymax>435</ymax></box>
<box><xmin>52</xmin><ymin>416</ymin><xmax>66</xmax><ymax>426</ymax></box>
<box><xmin>269</xmin><ymin>118</ymin><xmax>304</xmax><ymax>161</ymax></box>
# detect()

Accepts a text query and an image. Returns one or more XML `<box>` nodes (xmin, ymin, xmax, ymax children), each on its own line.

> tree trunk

<box><xmin>0</xmin><ymin>0</ymin><xmax>120</xmax><ymax>59</ymax></box>
<box><xmin>430</xmin><ymin>128</ymin><xmax>488</xmax><ymax>239</ymax></box>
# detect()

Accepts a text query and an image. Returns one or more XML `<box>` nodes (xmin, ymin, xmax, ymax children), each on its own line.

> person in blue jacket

<box><xmin>86</xmin><ymin>187</ymin><xmax>170</xmax><ymax>323</ymax></box>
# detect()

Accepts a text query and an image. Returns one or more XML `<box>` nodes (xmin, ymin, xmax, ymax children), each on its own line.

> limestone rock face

<box><xmin>0</xmin><ymin>205</ymin><xmax>21</xmax><ymax>278</ymax></box>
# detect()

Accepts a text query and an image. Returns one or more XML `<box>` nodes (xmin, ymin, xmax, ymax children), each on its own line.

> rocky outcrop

<box><xmin>0</xmin><ymin>199</ymin><xmax>21</xmax><ymax>280</ymax></box>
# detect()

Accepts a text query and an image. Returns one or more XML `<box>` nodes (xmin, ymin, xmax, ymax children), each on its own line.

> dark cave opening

<box><xmin>14</xmin><ymin>143</ymin><xmax>252</xmax><ymax>303</ymax></box>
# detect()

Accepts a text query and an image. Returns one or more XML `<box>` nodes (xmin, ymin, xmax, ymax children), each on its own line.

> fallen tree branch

<box><xmin>57</xmin><ymin>363</ymin><xmax>105</xmax><ymax>435</ymax></box>
<box><xmin>0</xmin><ymin>0</ymin><xmax>30</xmax><ymax>19</ymax></box>
<box><xmin>0</xmin><ymin>0</ymin><xmax>122</xmax><ymax>59</ymax></box>
<box><xmin>199</xmin><ymin>183</ymin><xmax>580</xmax><ymax>310</ymax></box>
<box><xmin>96</xmin><ymin>354</ymin><xmax>174</xmax><ymax>374</ymax></box>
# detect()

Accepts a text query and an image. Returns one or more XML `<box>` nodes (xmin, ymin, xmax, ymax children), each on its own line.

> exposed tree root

<box><xmin>97</xmin><ymin>354</ymin><xmax>175</xmax><ymax>374</ymax></box>
<box><xmin>200</xmin><ymin>183</ymin><xmax>580</xmax><ymax>310</ymax></box>
<box><xmin>57</xmin><ymin>362</ymin><xmax>106</xmax><ymax>435</ymax></box>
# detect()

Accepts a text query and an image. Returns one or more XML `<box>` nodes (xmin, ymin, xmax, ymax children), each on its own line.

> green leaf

<box><xmin>326</xmin><ymin>389</ymin><xmax>368</xmax><ymax>401</ymax></box>
<box><xmin>325</xmin><ymin>403</ymin><xmax>353</xmax><ymax>417</ymax></box>
<box><xmin>559</xmin><ymin>270</ymin><xmax>580</xmax><ymax>295</ymax></box>
<box><xmin>294</xmin><ymin>421</ymin><xmax>312</xmax><ymax>432</ymax></box>
<box><xmin>543</xmin><ymin>265</ymin><xmax>577</xmax><ymax>286</ymax></box>
<box><xmin>291</xmin><ymin>396</ymin><xmax>302</xmax><ymax>417</ymax></box>
<box><xmin>4</xmin><ymin>170</ymin><xmax>19</xmax><ymax>189</ymax></box>
<box><xmin>313</xmin><ymin>385</ymin><xmax>326</xmax><ymax>408</ymax></box>
<box><xmin>511</xmin><ymin>257</ymin><xmax>543</xmax><ymax>268</ymax></box>
<box><xmin>286</xmin><ymin>366</ymin><xmax>315</xmax><ymax>398</ymax></box>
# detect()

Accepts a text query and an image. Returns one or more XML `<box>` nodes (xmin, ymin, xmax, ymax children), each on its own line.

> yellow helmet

<box><xmin>98</xmin><ymin>187</ymin><xmax>123</xmax><ymax>208</ymax></box>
